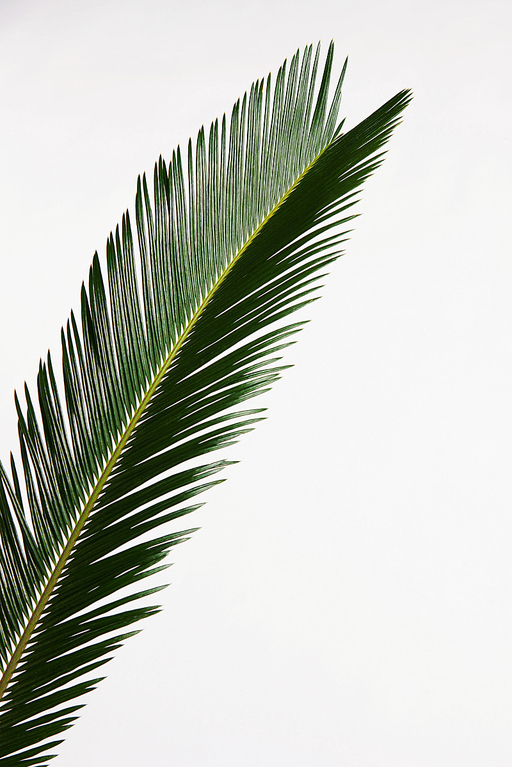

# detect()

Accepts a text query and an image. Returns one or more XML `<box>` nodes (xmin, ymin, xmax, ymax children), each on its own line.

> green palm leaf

<box><xmin>0</xmin><ymin>41</ymin><xmax>411</xmax><ymax>764</ymax></box>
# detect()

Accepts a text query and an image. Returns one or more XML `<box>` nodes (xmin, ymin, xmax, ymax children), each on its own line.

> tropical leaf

<box><xmin>0</xmin><ymin>41</ymin><xmax>411</xmax><ymax>765</ymax></box>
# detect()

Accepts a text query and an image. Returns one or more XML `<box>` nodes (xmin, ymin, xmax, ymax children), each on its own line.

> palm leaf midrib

<box><xmin>0</xmin><ymin>141</ymin><xmax>328</xmax><ymax>703</ymax></box>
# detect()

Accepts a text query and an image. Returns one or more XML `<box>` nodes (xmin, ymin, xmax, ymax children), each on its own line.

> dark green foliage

<box><xmin>0</xmin><ymin>41</ymin><xmax>411</xmax><ymax>764</ymax></box>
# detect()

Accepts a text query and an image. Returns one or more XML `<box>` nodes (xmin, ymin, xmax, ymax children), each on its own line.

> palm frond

<box><xmin>0</xmin><ymin>41</ymin><xmax>411</xmax><ymax>765</ymax></box>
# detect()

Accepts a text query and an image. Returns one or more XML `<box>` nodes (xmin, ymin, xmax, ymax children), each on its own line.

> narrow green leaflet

<box><xmin>0</xmin><ymin>42</ymin><xmax>411</xmax><ymax>765</ymax></box>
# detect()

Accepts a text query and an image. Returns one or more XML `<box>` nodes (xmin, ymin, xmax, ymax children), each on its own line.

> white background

<box><xmin>0</xmin><ymin>1</ymin><xmax>511</xmax><ymax>765</ymax></box>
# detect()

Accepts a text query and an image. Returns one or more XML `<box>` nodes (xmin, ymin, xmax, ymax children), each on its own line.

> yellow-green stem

<box><xmin>0</xmin><ymin>144</ymin><xmax>324</xmax><ymax>702</ymax></box>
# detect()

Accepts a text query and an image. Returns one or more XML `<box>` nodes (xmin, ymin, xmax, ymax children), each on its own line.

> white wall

<box><xmin>0</xmin><ymin>1</ymin><xmax>511</xmax><ymax>765</ymax></box>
